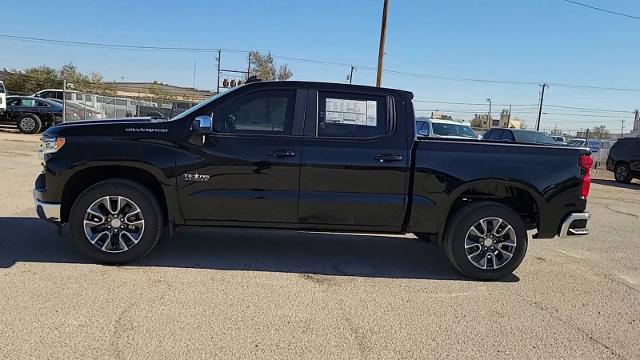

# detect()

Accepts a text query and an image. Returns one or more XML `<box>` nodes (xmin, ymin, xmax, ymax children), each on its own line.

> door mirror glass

<box><xmin>192</xmin><ymin>115</ymin><xmax>213</xmax><ymax>134</ymax></box>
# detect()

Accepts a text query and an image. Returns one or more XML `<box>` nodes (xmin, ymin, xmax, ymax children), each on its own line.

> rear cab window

<box><xmin>317</xmin><ymin>91</ymin><xmax>388</xmax><ymax>138</ymax></box>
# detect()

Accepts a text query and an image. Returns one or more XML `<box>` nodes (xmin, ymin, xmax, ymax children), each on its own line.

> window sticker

<box><xmin>325</xmin><ymin>98</ymin><xmax>377</xmax><ymax>127</ymax></box>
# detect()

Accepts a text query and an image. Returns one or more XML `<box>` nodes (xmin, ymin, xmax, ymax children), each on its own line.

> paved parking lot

<box><xmin>0</xmin><ymin>128</ymin><xmax>638</xmax><ymax>359</ymax></box>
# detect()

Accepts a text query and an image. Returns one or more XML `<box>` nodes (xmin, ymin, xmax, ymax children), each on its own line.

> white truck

<box><xmin>0</xmin><ymin>81</ymin><xmax>6</xmax><ymax>114</ymax></box>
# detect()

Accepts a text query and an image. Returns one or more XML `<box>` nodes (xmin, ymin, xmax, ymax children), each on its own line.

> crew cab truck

<box><xmin>34</xmin><ymin>81</ymin><xmax>592</xmax><ymax>280</ymax></box>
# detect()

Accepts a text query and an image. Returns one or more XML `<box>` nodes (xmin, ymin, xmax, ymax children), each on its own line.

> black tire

<box><xmin>69</xmin><ymin>179</ymin><xmax>163</xmax><ymax>264</ymax></box>
<box><xmin>17</xmin><ymin>114</ymin><xmax>42</xmax><ymax>134</ymax></box>
<box><xmin>443</xmin><ymin>201</ymin><xmax>528</xmax><ymax>281</ymax></box>
<box><xmin>614</xmin><ymin>163</ymin><xmax>632</xmax><ymax>184</ymax></box>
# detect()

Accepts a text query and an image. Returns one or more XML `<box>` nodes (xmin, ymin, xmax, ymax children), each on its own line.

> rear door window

<box><xmin>484</xmin><ymin>129</ymin><xmax>503</xmax><ymax>140</ymax></box>
<box><xmin>317</xmin><ymin>92</ymin><xmax>388</xmax><ymax>138</ymax></box>
<box><xmin>500</xmin><ymin>130</ymin><xmax>515</xmax><ymax>141</ymax></box>
<box><xmin>21</xmin><ymin>99</ymin><xmax>36</xmax><ymax>107</ymax></box>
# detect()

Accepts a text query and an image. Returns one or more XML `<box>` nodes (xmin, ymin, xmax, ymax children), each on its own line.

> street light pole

<box><xmin>376</xmin><ymin>0</ymin><xmax>390</xmax><ymax>87</ymax></box>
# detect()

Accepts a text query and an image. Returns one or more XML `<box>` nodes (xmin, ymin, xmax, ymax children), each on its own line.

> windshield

<box><xmin>513</xmin><ymin>131</ymin><xmax>557</xmax><ymax>144</ymax></box>
<box><xmin>0</xmin><ymin>82</ymin><xmax>5</xmax><ymax>93</ymax></box>
<box><xmin>170</xmin><ymin>88</ymin><xmax>238</xmax><ymax>120</ymax></box>
<box><xmin>431</xmin><ymin>123</ymin><xmax>477</xmax><ymax>138</ymax></box>
<box><xmin>568</xmin><ymin>139</ymin><xmax>586</xmax><ymax>146</ymax></box>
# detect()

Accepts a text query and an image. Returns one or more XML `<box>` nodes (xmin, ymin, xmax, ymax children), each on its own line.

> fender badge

<box><xmin>184</xmin><ymin>173</ymin><xmax>210</xmax><ymax>182</ymax></box>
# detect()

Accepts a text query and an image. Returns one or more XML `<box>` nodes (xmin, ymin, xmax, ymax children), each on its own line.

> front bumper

<box><xmin>33</xmin><ymin>189</ymin><xmax>61</xmax><ymax>223</ymax></box>
<box><xmin>559</xmin><ymin>212</ymin><xmax>590</xmax><ymax>237</ymax></box>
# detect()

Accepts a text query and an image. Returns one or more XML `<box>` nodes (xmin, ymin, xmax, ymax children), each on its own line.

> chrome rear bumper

<box><xmin>559</xmin><ymin>212</ymin><xmax>590</xmax><ymax>237</ymax></box>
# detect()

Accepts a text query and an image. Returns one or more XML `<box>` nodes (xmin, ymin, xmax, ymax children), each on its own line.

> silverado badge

<box><xmin>183</xmin><ymin>173</ymin><xmax>210</xmax><ymax>182</ymax></box>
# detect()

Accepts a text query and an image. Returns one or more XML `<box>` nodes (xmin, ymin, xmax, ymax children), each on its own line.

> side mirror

<box><xmin>192</xmin><ymin>115</ymin><xmax>213</xmax><ymax>134</ymax></box>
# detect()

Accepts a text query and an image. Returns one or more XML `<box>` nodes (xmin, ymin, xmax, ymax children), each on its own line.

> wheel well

<box><xmin>61</xmin><ymin>166</ymin><xmax>168</xmax><ymax>224</ymax></box>
<box><xmin>447</xmin><ymin>184</ymin><xmax>539</xmax><ymax>233</ymax></box>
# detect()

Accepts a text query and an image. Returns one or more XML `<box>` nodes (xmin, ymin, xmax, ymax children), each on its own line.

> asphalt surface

<box><xmin>0</xmin><ymin>128</ymin><xmax>638</xmax><ymax>359</ymax></box>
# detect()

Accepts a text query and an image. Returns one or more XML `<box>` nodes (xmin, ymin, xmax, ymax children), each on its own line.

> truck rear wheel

<box><xmin>69</xmin><ymin>179</ymin><xmax>163</xmax><ymax>264</ymax></box>
<box><xmin>443</xmin><ymin>201</ymin><xmax>528</xmax><ymax>280</ymax></box>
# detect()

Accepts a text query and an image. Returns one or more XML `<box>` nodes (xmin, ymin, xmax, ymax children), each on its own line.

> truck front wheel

<box><xmin>443</xmin><ymin>202</ymin><xmax>528</xmax><ymax>280</ymax></box>
<box><xmin>69</xmin><ymin>179</ymin><xmax>163</xmax><ymax>264</ymax></box>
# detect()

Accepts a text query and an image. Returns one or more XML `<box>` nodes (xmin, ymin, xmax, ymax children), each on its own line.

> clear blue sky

<box><xmin>1</xmin><ymin>0</ymin><xmax>639</xmax><ymax>133</ymax></box>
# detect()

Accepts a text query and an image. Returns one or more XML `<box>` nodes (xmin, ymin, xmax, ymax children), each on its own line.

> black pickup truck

<box><xmin>34</xmin><ymin>81</ymin><xmax>592</xmax><ymax>280</ymax></box>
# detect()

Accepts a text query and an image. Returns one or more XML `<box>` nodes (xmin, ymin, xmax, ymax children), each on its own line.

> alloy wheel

<box><xmin>21</xmin><ymin>118</ymin><xmax>36</xmax><ymax>132</ymax></box>
<box><xmin>83</xmin><ymin>196</ymin><xmax>145</xmax><ymax>253</ymax></box>
<box><xmin>464</xmin><ymin>217</ymin><xmax>517</xmax><ymax>270</ymax></box>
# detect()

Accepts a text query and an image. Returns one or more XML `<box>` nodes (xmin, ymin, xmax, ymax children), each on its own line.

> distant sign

<box><xmin>587</xmin><ymin>139</ymin><xmax>601</xmax><ymax>153</ymax></box>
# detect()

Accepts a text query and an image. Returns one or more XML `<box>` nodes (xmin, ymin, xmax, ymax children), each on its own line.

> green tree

<box><xmin>4</xmin><ymin>65</ymin><xmax>61</xmax><ymax>94</ymax></box>
<box><xmin>249</xmin><ymin>51</ymin><xmax>293</xmax><ymax>80</ymax></box>
<box><xmin>590</xmin><ymin>125</ymin><xmax>610</xmax><ymax>139</ymax></box>
<box><xmin>3</xmin><ymin>63</ymin><xmax>114</xmax><ymax>95</ymax></box>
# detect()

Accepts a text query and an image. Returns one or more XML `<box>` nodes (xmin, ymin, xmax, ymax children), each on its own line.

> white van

<box><xmin>0</xmin><ymin>81</ymin><xmax>6</xmax><ymax>113</ymax></box>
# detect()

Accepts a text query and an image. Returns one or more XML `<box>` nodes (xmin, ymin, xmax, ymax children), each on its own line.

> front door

<box><xmin>298</xmin><ymin>89</ymin><xmax>411</xmax><ymax>230</ymax></box>
<box><xmin>178</xmin><ymin>88</ymin><xmax>305</xmax><ymax>224</ymax></box>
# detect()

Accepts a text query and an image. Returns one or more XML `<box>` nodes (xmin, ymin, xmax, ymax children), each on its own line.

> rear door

<box><xmin>628</xmin><ymin>139</ymin><xmax>640</xmax><ymax>176</ymax></box>
<box><xmin>298</xmin><ymin>89</ymin><xmax>410</xmax><ymax>230</ymax></box>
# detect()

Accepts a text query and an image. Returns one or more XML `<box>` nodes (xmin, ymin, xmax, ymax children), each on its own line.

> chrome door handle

<box><xmin>268</xmin><ymin>149</ymin><xmax>296</xmax><ymax>158</ymax></box>
<box><xmin>375</xmin><ymin>154</ymin><xmax>403</xmax><ymax>162</ymax></box>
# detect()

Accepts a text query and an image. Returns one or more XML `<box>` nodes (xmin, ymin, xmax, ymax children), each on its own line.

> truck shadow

<box><xmin>0</xmin><ymin>217</ymin><xmax>519</xmax><ymax>282</ymax></box>
<box><xmin>592</xmin><ymin>178</ymin><xmax>640</xmax><ymax>190</ymax></box>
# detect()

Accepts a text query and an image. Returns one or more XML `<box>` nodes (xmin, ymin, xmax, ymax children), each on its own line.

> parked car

<box><xmin>482</xmin><ymin>128</ymin><xmax>558</xmax><ymax>145</ymax></box>
<box><xmin>552</xmin><ymin>136</ymin><xmax>567</xmax><ymax>144</ymax></box>
<box><xmin>567</xmin><ymin>138</ymin><xmax>587</xmax><ymax>147</ymax></box>
<box><xmin>33</xmin><ymin>81</ymin><xmax>592</xmax><ymax>280</ymax></box>
<box><xmin>0</xmin><ymin>80</ymin><xmax>6</xmax><ymax>113</ymax></box>
<box><xmin>416</xmin><ymin>118</ymin><xmax>478</xmax><ymax>139</ymax></box>
<box><xmin>1</xmin><ymin>96</ymin><xmax>63</xmax><ymax>133</ymax></box>
<box><xmin>35</xmin><ymin>89</ymin><xmax>155</xmax><ymax>118</ymax></box>
<box><xmin>606</xmin><ymin>137</ymin><xmax>640</xmax><ymax>183</ymax></box>
<box><xmin>47</xmin><ymin>99</ymin><xmax>104</xmax><ymax>121</ymax></box>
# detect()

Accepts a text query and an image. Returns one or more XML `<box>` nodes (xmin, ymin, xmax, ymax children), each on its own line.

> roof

<box><xmin>241</xmin><ymin>80</ymin><xmax>414</xmax><ymax>98</ymax></box>
<box><xmin>426</xmin><ymin>118</ymin><xmax>469</xmax><ymax>125</ymax></box>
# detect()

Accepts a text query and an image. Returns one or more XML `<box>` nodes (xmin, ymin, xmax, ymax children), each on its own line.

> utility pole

<box><xmin>634</xmin><ymin>109</ymin><xmax>639</xmax><ymax>132</ymax></box>
<box><xmin>508</xmin><ymin>104</ymin><xmax>512</xmax><ymax>126</ymax></box>
<box><xmin>247</xmin><ymin>53</ymin><xmax>252</xmax><ymax>80</ymax></box>
<box><xmin>62</xmin><ymin>79</ymin><xmax>66</xmax><ymax>123</ymax></box>
<box><xmin>216</xmin><ymin>50</ymin><xmax>221</xmax><ymax>94</ymax></box>
<box><xmin>621</xmin><ymin>120</ymin><xmax>625</xmax><ymax>138</ymax></box>
<box><xmin>536</xmin><ymin>83</ymin><xmax>548</xmax><ymax>131</ymax></box>
<box><xmin>486</xmin><ymin>98</ymin><xmax>492</xmax><ymax>128</ymax></box>
<box><xmin>376</xmin><ymin>0</ymin><xmax>390</xmax><ymax>87</ymax></box>
<box><xmin>192</xmin><ymin>62</ymin><xmax>197</xmax><ymax>103</ymax></box>
<box><xmin>348</xmin><ymin>65</ymin><xmax>356</xmax><ymax>84</ymax></box>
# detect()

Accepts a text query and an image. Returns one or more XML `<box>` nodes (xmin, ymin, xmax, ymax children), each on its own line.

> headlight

<box><xmin>41</xmin><ymin>136</ymin><xmax>65</xmax><ymax>156</ymax></box>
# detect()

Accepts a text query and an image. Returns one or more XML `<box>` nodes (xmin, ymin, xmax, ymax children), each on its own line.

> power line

<box><xmin>413</xmin><ymin>100</ymin><xmax>538</xmax><ymax>107</ymax></box>
<box><xmin>544</xmin><ymin>104</ymin><xmax>635</xmax><ymax>114</ymax></box>
<box><xmin>559</xmin><ymin>0</ymin><xmax>640</xmax><ymax>21</ymax></box>
<box><xmin>4</xmin><ymin>32</ymin><xmax>640</xmax><ymax>93</ymax></box>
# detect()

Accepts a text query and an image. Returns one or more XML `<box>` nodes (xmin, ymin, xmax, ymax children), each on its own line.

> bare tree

<box><xmin>249</xmin><ymin>51</ymin><xmax>293</xmax><ymax>80</ymax></box>
<box><xmin>590</xmin><ymin>125</ymin><xmax>610</xmax><ymax>139</ymax></box>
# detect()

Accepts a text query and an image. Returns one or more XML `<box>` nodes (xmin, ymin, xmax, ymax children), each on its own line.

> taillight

<box><xmin>579</xmin><ymin>154</ymin><xmax>593</xmax><ymax>199</ymax></box>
